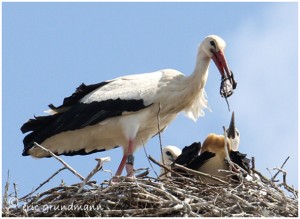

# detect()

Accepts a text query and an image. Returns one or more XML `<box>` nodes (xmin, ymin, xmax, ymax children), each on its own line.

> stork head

<box><xmin>200</xmin><ymin>35</ymin><xmax>226</xmax><ymax>55</ymax></box>
<box><xmin>161</xmin><ymin>145</ymin><xmax>182</xmax><ymax>165</ymax></box>
<box><xmin>160</xmin><ymin>145</ymin><xmax>182</xmax><ymax>177</ymax></box>
<box><xmin>226</xmin><ymin>112</ymin><xmax>240</xmax><ymax>151</ymax></box>
<box><xmin>200</xmin><ymin>35</ymin><xmax>237</xmax><ymax>98</ymax></box>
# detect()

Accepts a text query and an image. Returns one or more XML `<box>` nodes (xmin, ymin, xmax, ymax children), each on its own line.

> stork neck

<box><xmin>188</xmin><ymin>50</ymin><xmax>211</xmax><ymax>90</ymax></box>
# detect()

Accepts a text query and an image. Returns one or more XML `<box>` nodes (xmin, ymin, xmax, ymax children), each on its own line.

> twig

<box><xmin>142</xmin><ymin>143</ymin><xmax>158</xmax><ymax>178</ymax></box>
<box><xmin>224</xmin><ymin>189</ymin><xmax>258</xmax><ymax>211</ymax></box>
<box><xmin>33</xmin><ymin>142</ymin><xmax>84</xmax><ymax>181</ymax></box>
<box><xmin>251</xmin><ymin>157</ymin><xmax>255</xmax><ymax>170</ymax></box>
<box><xmin>252</xmin><ymin>168</ymin><xmax>288</xmax><ymax>203</ymax></box>
<box><xmin>3</xmin><ymin>170</ymin><xmax>10</xmax><ymax>210</ymax></box>
<box><xmin>148</xmin><ymin>155</ymin><xmax>186</xmax><ymax>179</ymax></box>
<box><xmin>270</xmin><ymin>167</ymin><xmax>298</xmax><ymax>198</ymax></box>
<box><xmin>173</xmin><ymin>163</ymin><xmax>229</xmax><ymax>184</ymax></box>
<box><xmin>77</xmin><ymin>157</ymin><xmax>111</xmax><ymax>194</ymax></box>
<box><xmin>282</xmin><ymin>184</ymin><xmax>298</xmax><ymax>198</ymax></box>
<box><xmin>271</xmin><ymin>156</ymin><xmax>290</xmax><ymax>182</ymax></box>
<box><xmin>20</xmin><ymin>167</ymin><xmax>66</xmax><ymax>200</ymax></box>
<box><xmin>56</xmin><ymin>157</ymin><xmax>110</xmax><ymax>217</ymax></box>
<box><xmin>138</xmin><ymin>182</ymin><xmax>181</xmax><ymax>202</ymax></box>
<box><xmin>102</xmin><ymin>204</ymin><xmax>185</xmax><ymax>216</ymax></box>
<box><xmin>157</xmin><ymin>103</ymin><xmax>165</xmax><ymax>166</ymax></box>
<box><xmin>13</xmin><ymin>183</ymin><xmax>18</xmax><ymax>200</ymax></box>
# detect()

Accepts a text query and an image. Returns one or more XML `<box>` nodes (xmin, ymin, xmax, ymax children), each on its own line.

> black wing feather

<box><xmin>49</xmin><ymin>81</ymin><xmax>110</xmax><ymax>112</ymax></box>
<box><xmin>21</xmin><ymin>80</ymin><xmax>149</xmax><ymax>156</ymax></box>
<box><xmin>229</xmin><ymin>151</ymin><xmax>251</xmax><ymax>173</ymax></box>
<box><xmin>174</xmin><ymin>142</ymin><xmax>202</xmax><ymax>166</ymax></box>
<box><xmin>186</xmin><ymin>151</ymin><xmax>215</xmax><ymax>170</ymax></box>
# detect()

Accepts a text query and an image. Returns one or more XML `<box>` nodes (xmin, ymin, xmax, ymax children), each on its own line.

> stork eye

<box><xmin>236</xmin><ymin>130</ymin><xmax>240</xmax><ymax>136</ymax></box>
<box><xmin>210</xmin><ymin>40</ymin><xmax>216</xmax><ymax>48</ymax></box>
<box><xmin>165</xmin><ymin>151</ymin><xmax>172</xmax><ymax>157</ymax></box>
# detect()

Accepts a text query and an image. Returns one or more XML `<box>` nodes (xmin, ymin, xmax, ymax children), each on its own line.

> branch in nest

<box><xmin>156</xmin><ymin>103</ymin><xmax>165</xmax><ymax>166</ymax></box>
<box><xmin>102</xmin><ymin>204</ymin><xmax>186</xmax><ymax>217</ymax></box>
<box><xmin>271</xmin><ymin>156</ymin><xmax>290</xmax><ymax>182</ymax></box>
<box><xmin>173</xmin><ymin>163</ymin><xmax>229</xmax><ymax>184</ymax></box>
<box><xmin>251</xmin><ymin>157</ymin><xmax>255</xmax><ymax>170</ymax></box>
<box><xmin>77</xmin><ymin>157</ymin><xmax>111</xmax><ymax>194</ymax></box>
<box><xmin>269</xmin><ymin>167</ymin><xmax>298</xmax><ymax>198</ymax></box>
<box><xmin>148</xmin><ymin>155</ymin><xmax>187</xmax><ymax>179</ymax></box>
<box><xmin>55</xmin><ymin>157</ymin><xmax>111</xmax><ymax>216</ymax></box>
<box><xmin>3</xmin><ymin>171</ymin><xmax>10</xmax><ymax>213</ymax></box>
<box><xmin>33</xmin><ymin>142</ymin><xmax>84</xmax><ymax>181</ymax></box>
<box><xmin>251</xmin><ymin>168</ymin><xmax>289</xmax><ymax>206</ymax></box>
<box><xmin>142</xmin><ymin>143</ymin><xmax>158</xmax><ymax>178</ymax></box>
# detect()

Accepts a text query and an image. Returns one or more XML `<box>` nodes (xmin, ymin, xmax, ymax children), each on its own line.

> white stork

<box><xmin>21</xmin><ymin>35</ymin><xmax>236</xmax><ymax>177</ymax></box>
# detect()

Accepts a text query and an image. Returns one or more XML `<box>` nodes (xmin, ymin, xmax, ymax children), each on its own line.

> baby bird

<box><xmin>160</xmin><ymin>145</ymin><xmax>182</xmax><ymax>178</ymax></box>
<box><xmin>170</xmin><ymin>112</ymin><xmax>250</xmax><ymax>183</ymax></box>
<box><xmin>195</xmin><ymin>112</ymin><xmax>250</xmax><ymax>183</ymax></box>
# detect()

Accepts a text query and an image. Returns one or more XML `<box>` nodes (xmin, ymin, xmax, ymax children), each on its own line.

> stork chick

<box><xmin>196</xmin><ymin>112</ymin><xmax>250</xmax><ymax>183</ymax></box>
<box><xmin>171</xmin><ymin>112</ymin><xmax>249</xmax><ymax>183</ymax></box>
<box><xmin>160</xmin><ymin>145</ymin><xmax>182</xmax><ymax>178</ymax></box>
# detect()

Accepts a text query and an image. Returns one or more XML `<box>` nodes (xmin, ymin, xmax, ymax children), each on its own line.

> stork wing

<box><xmin>186</xmin><ymin>151</ymin><xmax>215</xmax><ymax>170</ymax></box>
<box><xmin>229</xmin><ymin>151</ymin><xmax>251</xmax><ymax>173</ymax></box>
<box><xmin>173</xmin><ymin>142</ymin><xmax>202</xmax><ymax>166</ymax></box>
<box><xmin>80</xmin><ymin>72</ymin><xmax>163</xmax><ymax>106</ymax></box>
<box><xmin>21</xmin><ymin>71</ymin><xmax>163</xmax><ymax>153</ymax></box>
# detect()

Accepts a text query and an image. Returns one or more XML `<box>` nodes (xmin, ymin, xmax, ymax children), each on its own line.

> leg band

<box><xmin>126</xmin><ymin>155</ymin><xmax>135</xmax><ymax>165</ymax></box>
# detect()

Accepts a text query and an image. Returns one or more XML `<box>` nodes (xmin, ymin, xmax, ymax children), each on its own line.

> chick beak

<box><xmin>227</xmin><ymin>112</ymin><xmax>235</xmax><ymax>139</ymax></box>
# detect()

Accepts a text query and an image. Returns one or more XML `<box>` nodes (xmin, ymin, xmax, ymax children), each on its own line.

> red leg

<box><xmin>115</xmin><ymin>154</ymin><xmax>127</xmax><ymax>176</ymax></box>
<box><xmin>114</xmin><ymin>140</ymin><xmax>135</xmax><ymax>177</ymax></box>
<box><xmin>125</xmin><ymin>140</ymin><xmax>135</xmax><ymax>177</ymax></box>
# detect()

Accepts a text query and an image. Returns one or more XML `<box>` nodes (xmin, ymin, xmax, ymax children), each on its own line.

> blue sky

<box><xmin>3</xmin><ymin>2</ymin><xmax>298</xmax><ymax>197</ymax></box>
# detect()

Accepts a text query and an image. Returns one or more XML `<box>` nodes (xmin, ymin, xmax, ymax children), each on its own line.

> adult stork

<box><xmin>21</xmin><ymin>35</ymin><xmax>237</xmax><ymax>177</ymax></box>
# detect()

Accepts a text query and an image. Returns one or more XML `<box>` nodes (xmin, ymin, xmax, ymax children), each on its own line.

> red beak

<box><xmin>211</xmin><ymin>50</ymin><xmax>231</xmax><ymax>79</ymax></box>
<box><xmin>211</xmin><ymin>50</ymin><xmax>237</xmax><ymax>98</ymax></box>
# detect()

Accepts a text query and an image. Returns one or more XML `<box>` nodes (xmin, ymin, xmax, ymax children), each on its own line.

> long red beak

<box><xmin>211</xmin><ymin>50</ymin><xmax>237</xmax><ymax>99</ymax></box>
<box><xmin>211</xmin><ymin>50</ymin><xmax>231</xmax><ymax>79</ymax></box>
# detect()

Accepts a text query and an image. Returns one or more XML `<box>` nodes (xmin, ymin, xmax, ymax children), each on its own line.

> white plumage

<box><xmin>21</xmin><ymin>35</ymin><xmax>236</xmax><ymax>177</ymax></box>
<box><xmin>160</xmin><ymin>145</ymin><xmax>182</xmax><ymax>178</ymax></box>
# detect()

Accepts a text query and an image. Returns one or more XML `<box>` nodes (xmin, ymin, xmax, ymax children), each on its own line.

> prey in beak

<box><xmin>211</xmin><ymin>49</ymin><xmax>237</xmax><ymax>111</ymax></box>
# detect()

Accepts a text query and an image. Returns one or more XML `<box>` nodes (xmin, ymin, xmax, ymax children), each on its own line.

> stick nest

<box><xmin>2</xmin><ymin>158</ymin><xmax>298</xmax><ymax>217</ymax></box>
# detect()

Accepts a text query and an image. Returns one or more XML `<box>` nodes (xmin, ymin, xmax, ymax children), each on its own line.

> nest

<box><xmin>2</xmin><ymin>151</ymin><xmax>298</xmax><ymax>217</ymax></box>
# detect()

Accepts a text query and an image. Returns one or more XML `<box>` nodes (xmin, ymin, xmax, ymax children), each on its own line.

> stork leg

<box><xmin>114</xmin><ymin>140</ymin><xmax>135</xmax><ymax>177</ymax></box>
<box><xmin>125</xmin><ymin>140</ymin><xmax>135</xmax><ymax>177</ymax></box>
<box><xmin>115</xmin><ymin>155</ymin><xmax>127</xmax><ymax>176</ymax></box>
